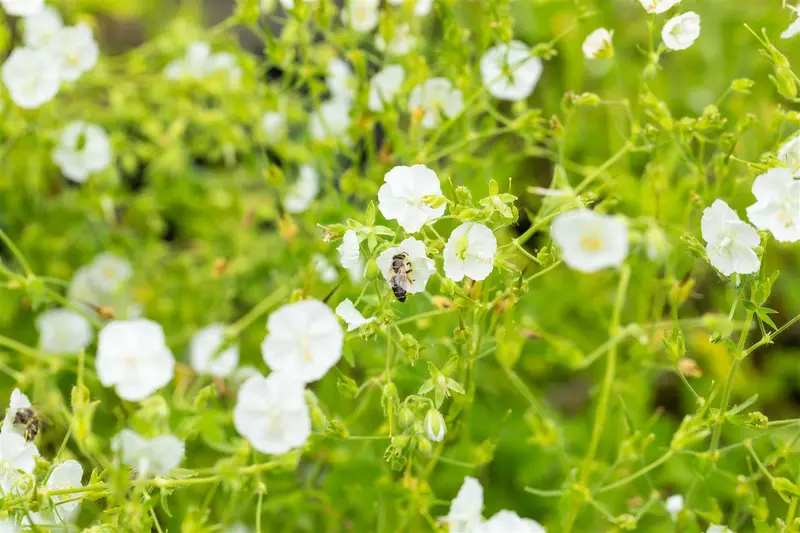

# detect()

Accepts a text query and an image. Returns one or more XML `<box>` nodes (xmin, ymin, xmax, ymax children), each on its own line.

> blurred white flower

<box><xmin>165</xmin><ymin>43</ymin><xmax>239</xmax><ymax>84</ymax></box>
<box><xmin>261</xmin><ymin>299</ymin><xmax>344</xmax><ymax>383</ymax></box>
<box><xmin>326</xmin><ymin>58</ymin><xmax>355</xmax><ymax>102</ymax></box>
<box><xmin>53</xmin><ymin>121</ymin><xmax>112</xmax><ymax>183</ymax></box>
<box><xmin>476</xmin><ymin>511</ymin><xmax>545</xmax><ymax>533</ymax></box>
<box><xmin>0</xmin><ymin>430</ymin><xmax>38</xmax><ymax>495</ymax></box>
<box><xmin>662</xmin><ymin>12</ymin><xmax>701</xmax><ymax>51</ymax></box>
<box><xmin>335</xmin><ymin>298</ymin><xmax>375</xmax><ymax>331</ymax></box>
<box><xmin>424</xmin><ymin>408</ymin><xmax>446</xmax><ymax>442</ymax></box>
<box><xmin>310</xmin><ymin>99</ymin><xmax>352</xmax><ymax>142</ymax></box>
<box><xmin>778</xmin><ymin>136</ymin><xmax>800</xmax><ymax>175</ymax></box>
<box><xmin>279</xmin><ymin>0</ymin><xmax>315</xmax><ymax>9</ymax></box>
<box><xmin>189</xmin><ymin>324</ymin><xmax>239</xmax><ymax>378</ymax></box>
<box><xmin>666</xmin><ymin>494</ymin><xmax>684</xmax><ymax>521</ymax></box>
<box><xmin>375</xmin><ymin>24</ymin><xmax>415</xmax><ymax>56</ymax></box>
<box><xmin>2</xmin><ymin>388</ymin><xmax>31</xmax><ymax>435</ymax></box>
<box><xmin>0</xmin><ymin>518</ymin><xmax>18</xmax><ymax>533</ymax></box>
<box><xmin>446</xmin><ymin>476</ymin><xmax>483</xmax><ymax>533</ymax></box>
<box><xmin>1</xmin><ymin>0</ymin><xmax>43</xmax><ymax>16</ymax></box>
<box><xmin>70</xmin><ymin>253</ymin><xmax>132</xmax><ymax>302</ymax></box>
<box><xmin>231</xmin><ymin>365</ymin><xmax>261</xmax><ymax>386</ymax></box>
<box><xmin>285</xmin><ymin>165</ymin><xmax>320</xmax><ymax>214</ymax></box>
<box><xmin>639</xmin><ymin>0</ymin><xmax>680</xmax><ymax>14</ymax></box>
<box><xmin>582</xmin><ymin>28</ymin><xmax>614</xmax><ymax>59</ymax></box>
<box><xmin>48</xmin><ymin>23</ymin><xmax>99</xmax><ymax>82</ymax></box>
<box><xmin>746</xmin><ymin>167</ymin><xmax>800</xmax><ymax>242</ymax></box>
<box><xmin>343</xmin><ymin>0</ymin><xmax>380</xmax><ymax>32</ymax></box>
<box><xmin>376</xmin><ymin>237</ymin><xmax>436</xmax><ymax>296</ymax></box>
<box><xmin>782</xmin><ymin>16</ymin><xmax>800</xmax><ymax>39</ymax></box>
<box><xmin>645</xmin><ymin>225</ymin><xmax>670</xmax><ymax>262</ymax></box>
<box><xmin>45</xmin><ymin>460</ymin><xmax>83</xmax><ymax>522</ymax></box>
<box><xmin>233</xmin><ymin>372</ymin><xmax>311</xmax><ymax>454</ymax></box>
<box><xmin>387</xmin><ymin>0</ymin><xmax>432</xmax><ymax>16</ymax></box>
<box><xmin>480</xmin><ymin>41</ymin><xmax>543</xmax><ymax>101</ymax></box>
<box><xmin>701</xmin><ymin>199</ymin><xmax>761</xmax><ymax>276</ymax></box>
<box><xmin>443</xmin><ymin>222</ymin><xmax>497</xmax><ymax>282</ymax></box>
<box><xmin>707</xmin><ymin>527</ymin><xmax>734</xmax><ymax>533</ymax></box>
<box><xmin>226</xmin><ymin>524</ymin><xmax>251</xmax><ymax>533</ymax></box>
<box><xmin>1</xmin><ymin>48</ymin><xmax>61</xmax><ymax>109</ymax></box>
<box><xmin>36</xmin><ymin>308</ymin><xmax>93</xmax><ymax>354</ymax></box>
<box><xmin>337</xmin><ymin>230</ymin><xmax>361</xmax><ymax>270</ymax></box>
<box><xmin>23</xmin><ymin>6</ymin><xmax>63</xmax><ymax>48</ymax></box>
<box><xmin>378</xmin><ymin>164</ymin><xmax>446</xmax><ymax>233</ymax></box>
<box><xmin>369</xmin><ymin>65</ymin><xmax>405</xmax><ymax>112</ymax></box>
<box><xmin>206</xmin><ymin>51</ymin><xmax>241</xmax><ymax>85</ymax></box>
<box><xmin>313</xmin><ymin>254</ymin><xmax>339</xmax><ymax>283</ymax></box>
<box><xmin>551</xmin><ymin>209</ymin><xmax>629</xmax><ymax>273</ymax></box>
<box><xmin>96</xmin><ymin>319</ymin><xmax>175</xmax><ymax>402</ymax></box>
<box><xmin>408</xmin><ymin>78</ymin><xmax>463</xmax><ymax>129</ymax></box>
<box><xmin>112</xmin><ymin>429</ymin><xmax>184</xmax><ymax>475</ymax></box>
<box><xmin>262</xmin><ymin>110</ymin><xmax>287</xmax><ymax>144</ymax></box>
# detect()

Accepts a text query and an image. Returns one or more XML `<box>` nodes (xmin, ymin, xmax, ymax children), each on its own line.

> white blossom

<box><xmin>337</xmin><ymin>230</ymin><xmax>361</xmax><ymax>270</ymax></box>
<box><xmin>746</xmin><ymin>167</ymin><xmax>800</xmax><ymax>242</ymax></box>
<box><xmin>206</xmin><ymin>51</ymin><xmax>241</xmax><ymax>85</ymax></box>
<box><xmin>701</xmin><ymin>199</ymin><xmax>761</xmax><ymax>276</ymax></box>
<box><xmin>2</xmin><ymin>389</ymin><xmax>31</xmax><ymax>435</ymax></box>
<box><xmin>23</xmin><ymin>6</ymin><xmax>63</xmax><ymax>49</ymax></box>
<box><xmin>387</xmin><ymin>0</ymin><xmax>432</xmax><ymax>16</ymax></box>
<box><xmin>285</xmin><ymin>165</ymin><xmax>320</xmax><ymax>214</ymax></box>
<box><xmin>662</xmin><ymin>12</ymin><xmax>701</xmax><ymax>51</ymax></box>
<box><xmin>480</xmin><ymin>41</ymin><xmax>543</xmax><ymax>101</ymax></box>
<box><xmin>111</xmin><ymin>429</ymin><xmax>184</xmax><ymax>475</ymax></box>
<box><xmin>279</xmin><ymin>0</ymin><xmax>316</xmax><ymax>9</ymax></box>
<box><xmin>408</xmin><ymin>78</ymin><xmax>463</xmax><ymax>129</ymax></box>
<box><xmin>446</xmin><ymin>476</ymin><xmax>483</xmax><ymax>533</ymax></box>
<box><xmin>262</xmin><ymin>110</ymin><xmax>287</xmax><ymax>144</ymax></box>
<box><xmin>233</xmin><ymin>372</ymin><xmax>311</xmax><ymax>454</ymax></box>
<box><xmin>666</xmin><ymin>494</ymin><xmax>683</xmax><ymax>521</ymax></box>
<box><xmin>368</xmin><ymin>65</ymin><xmax>406</xmax><ymax>112</ymax></box>
<box><xmin>778</xmin><ymin>136</ymin><xmax>800</xmax><ymax>175</ymax></box>
<box><xmin>443</xmin><ymin>223</ymin><xmax>497</xmax><ymax>282</ymax></box>
<box><xmin>582</xmin><ymin>28</ymin><xmax>614</xmax><ymax>59</ymax></box>
<box><xmin>35</xmin><ymin>308</ymin><xmax>93</xmax><ymax>354</ymax></box>
<box><xmin>782</xmin><ymin>16</ymin><xmax>800</xmax><ymax>39</ymax></box>
<box><xmin>68</xmin><ymin>254</ymin><xmax>136</xmax><ymax>319</ymax></box>
<box><xmin>0</xmin><ymin>430</ymin><xmax>38</xmax><ymax>495</ymax></box>
<box><xmin>343</xmin><ymin>0</ymin><xmax>380</xmax><ymax>32</ymax></box>
<box><xmin>639</xmin><ymin>0</ymin><xmax>680</xmax><ymax>14</ymax></box>
<box><xmin>551</xmin><ymin>209</ymin><xmax>629</xmax><ymax>273</ymax></box>
<box><xmin>310</xmin><ymin>99</ymin><xmax>352</xmax><ymax>142</ymax></box>
<box><xmin>707</xmin><ymin>527</ymin><xmax>734</xmax><ymax>533</ymax></box>
<box><xmin>476</xmin><ymin>511</ymin><xmax>545</xmax><ymax>533</ymax></box>
<box><xmin>424</xmin><ymin>408</ymin><xmax>446</xmax><ymax>442</ymax></box>
<box><xmin>1</xmin><ymin>47</ymin><xmax>61</xmax><ymax>109</ymax></box>
<box><xmin>376</xmin><ymin>237</ymin><xmax>436</xmax><ymax>297</ymax></box>
<box><xmin>378</xmin><ymin>164</ymin><xmax>446</xmax><ymax>233</ymax></box>
<box><xmin>96</xmin><ymin>319</ymin><xmax>175</xmax><ymax>402</ymax></box>
<box><xmin>375</xmin><ymin>24</ymin><xmax>415</xmax><ymax>56</ymax></box>
<box><xmin>48</xmin><ymin>23</ymin><xmax>99</xmax><ymax>82</ymax></box>
<box><xmin>313</xmin><ymin>254</ymin><xmax>339</xmax><ymax>283</ymax></box>
<box><xmin>189</xmin><ymin>324</ymin><xmax>239</xmax><ymax>378</ymax></box>
<box><xmin>326</xmin><ymin>58</ymin><xmax>355</xmax><ymax>102</ymax></box>
<box><xmin>53</xmin><ymin>121</ymin><xmax>112</xmax><ymax>183</ymax></box>
<box><xmin>335</xmin><ymin>298</ymin><xmax>375</xmax><ymax>331</ymax></box>
<box><xmin>45</xmin><ymin>460</ymin><xmax>83</xmax><ymax>522</ymax></box>
<box><xmin>165</xmin><ymin>43</ymin><xmax>239</xmax><ymax>84</ymax></box>
<box><xmin>0</xmin><ymin>518</ymin><xmax>18</xmax><ymax>533</ymax></box>
<box><xmin>261</xmin><ymin>299</ymin><xmax>344</xmax><ymax>383</ymax></box>
<box><xmin>1</xmin><ymin>0</ymin><xmax>43</xmax><ymax>16</ymax></box>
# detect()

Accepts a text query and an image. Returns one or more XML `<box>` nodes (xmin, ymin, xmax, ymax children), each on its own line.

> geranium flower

<box><xmin>476</xmin><ymin>511</ymin><xmax>545</xmax><ymax>533</ymax></box>
<box><xmin>48</xmin><ymin>23</ymin><xmax>99</xmax><ymax>82</ymax></box>
<box><xmin>342</xmin><ymin>0</ymin><xmax>380</xmax><ymax>32</ymax></box>
<box><xmin>326</xmin><ymin>58</ymin><xmax>355</xmax><ymax>102</ymax></box>
<box><xmin>23</xmin><ymin>6</ymin><xmax>63</xmax><ymax>49</ymax></box>
<box><xmin>662</xmin><ymin>12</ymin><xmax>701</xmax><ymax>51</ymax></box>
<box><xmin>45</xmin><ymin>460</ymin><xmax>83</xmax><ymax>523</ymax></box>
<box><xmin>778</xmin><ymin>136</ymin><xmax>800</xmax><ymax>175</ymax></box>
<box><xmin>310</xmin><ymin>99</ymin><xmax>352</xmax><ymax>142</ymax></box>
<box><xmin>782</xmin><ymin>16</ymin><xmax>800</xmax><ymax>39</ymax></box>
<box><xmin>335</xmin><ymin>298</ymin><xmax>375</xmax><ymax>331</ymax></box>
<box><xmin>376</xmin><ymin>237</ymin><xmax>436</xmax><ymax>297</ymax></box>
<box><xmin>52</xmin><ymin>121</ymin><xmax>112</xmax><ymax>183</ymax></box>
<box><xmin>639</xmin><ymin>0</ymin><xmax>680</xmax><ymax>14</ymax></box>
<box><xmin>1</xmin><ymin>48</ymin><xmax>61</xmax><ymax>109</ymax></box>
<box><xmin>443</xmin><ymin>222</ymin><xmax>497</xmax><ymax>282</ymax></box>
<box><xmin>285</xmin><ymin>165</ymin><xmax>320</xmax><ymax>214</ymax></box>
<box><xmin>551</xmin><ymin>209</ymin><xmax>629</xmax><ymax>273</ymax></box>
<box><xmin>189</xmin><ymin>324</ymin><xmax>239</xmax><ymax>378</ymax></box>
<box><xmin>368</xmin><ymin>65</ymin><xmax>405</xmax><ymax>112</ymax></box>
<box><xmin>666</xmin><ymin>494</ymin><xmax>684</xmax><ymax>521</ymax></box>
<box><xmin>480</xmin><ymin>41</ymin><xmax>543</xmax><ymax>101</ymax></box>
<box><xmin>408</xmin><ymin>78</ymin><xmax>463</xmax><ymax>128</ymax></box>
<box><xmin>262</xmin><ymin>110</ymin><xmax>287</xmax><ymax>144</ymax></box>
<box><xmin>377</xmin><ymin>165</ymin><xmax>446</xmax><ymax>233</ymax></box>
<box><xmin>582</xmin><ymin>28</ymin><xmax>614</xmax><ymax>59</ymax></box>
<box><xmin>701</xmin><ymin>199</ymin><xmax>760</xmax><ymax>276</ymax></box>
<box><xmin>0</xmin><ymin>430</ymin><xmax>38</xmax><ymax>495</ymax></box>
<box><xmin>375</xmin><ymin>24</ymin><xmax>415</xmax><ymax>56</ymax></box>
<box><xmin>1</xmin><ymin>0</ymin><xmax>43</xmax><ymax>16</ymax></box>
<box><xmin>233</xmin><ymin>372</ymin><xmax>311</xmax><ymax>454</ymax></box>
<box><xmin>261</xmin><ymin>299</ymin><xmax>344</xmax><ymax>383</ymax></box>
<box><xmin>446</xmin><ymin>476</ymin><xmax>483</xmax><ymax>533</ymax></box>
<box><xmin>111</xmin><ymin>429</ymin><xmax>184</xmax><ymax>475</ymax></box>
<box><xmin>35</xmin><ymin>308</ymin><xmax>93</xmax><ymax>355</ymax></box>
<box><xmin>746</xmin><ymin>167</ymin><xmax>800</xmax><ymax>242</ymax></box>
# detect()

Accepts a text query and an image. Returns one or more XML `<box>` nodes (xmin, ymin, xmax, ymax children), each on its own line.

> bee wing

<box><xmin>394</xmin><ymin>275</ymin><xmax>411</xmax><ymax>292</ymax></box>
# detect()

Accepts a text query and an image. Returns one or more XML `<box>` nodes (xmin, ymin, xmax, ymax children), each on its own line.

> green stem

<box><xmin>226</xmin><ymin>287</ymin><xmax>289</xmax><ymax>338</ymax></box>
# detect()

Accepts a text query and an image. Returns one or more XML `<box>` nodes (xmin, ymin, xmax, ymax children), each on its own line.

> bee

<box><xmin>13</xmin><ymin>407</ymin><xmax>43</xmax><ymax>442</ymax></box>
<box><xmin>388</xmin><ymin>252</ymin><xmax>413</xmax><ymax>303</ymax></box>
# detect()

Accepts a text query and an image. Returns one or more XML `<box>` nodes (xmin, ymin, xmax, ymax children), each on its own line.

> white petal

<box><xmin>335</xmin><ymin>299</ymin><xmax>375</xmax><ymax>331</ymax></box>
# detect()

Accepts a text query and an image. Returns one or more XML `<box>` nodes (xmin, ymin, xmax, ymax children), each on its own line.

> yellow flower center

<box><xmin>580</xmin><ymin>235</ymin><xmax>604</xmax><ymax>252</ymax></box>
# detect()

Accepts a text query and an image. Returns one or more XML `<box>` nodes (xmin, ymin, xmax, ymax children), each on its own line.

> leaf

<box><xmin>445</xmin><ymin>378</ymin><xmax>465</xmax><ymax>395</ymax></box>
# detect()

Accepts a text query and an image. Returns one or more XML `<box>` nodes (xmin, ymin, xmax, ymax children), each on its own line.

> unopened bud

<box><xmin>424</xmin><ymin>408</ymin><xmax>446</xmax><ymax>442</ymax></box>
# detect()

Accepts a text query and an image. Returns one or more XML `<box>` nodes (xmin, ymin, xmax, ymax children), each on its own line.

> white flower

<box><xmin>231</xmin><ymin>365</ymin><xmax>261</xmax><ymax>386</ymax></box>
<box><xmin>226</xmin><ymin>524</ymin><xmax>251</xmax><ymax>533</ymax></box>
<box><xmin>480</xmin><ymin>41</ymin><xmax>543</xmax><ymax>102</ymax></box>
<box><xmin>206</xmin><ymin>51</ymin><xmax>241</xmax><ymax>85</ymax></box>
<box><xmin>782</xmin><ymin>16</ymin><xmax>800</xmax><ymax>39</ymax></box>
<box><xmin>375</xmin><ymin>24</ymin><xmax>415</xmax><ymax>56</ymax></box>
<box><xmin>310</xmin><ymin>99</ymin><xmax>352</xmax><ymax>142</ymax></box>
<box><xmin>313</xmin><ymin>254</ymin><xmax>339</xmax><ymax>283</ymax></box>
<box><xmin>477</xmin><ymin>511</ymin><xmax>545</xmax><ymax>533</ymax></box>
<box><xmin>1</xmin><ymin>47</ymin><xmax>61</xmax><ymax>109</ymax></box>
<box><xmin>645</xmin><ymin>226</ymin><xmax>670</xmax><ymax>261</ymax></box>
<box><xmin>1</xmin><ymin>0</ymin><xmax>43</xmax><ymax>16</ymax></box>
<box><xmin>2</xmin><ymin>389</ymin><xmax>31</xmax><ymax>435</ymax></box>
<box><xmin>111</xmin><ymin>429</ymin><xmax>184</xmax><ymax>475</ymax></box>
<box><xmin>386</xmin><ymin>0</ymin><xmax>432</xmax><ymax>16</ymax></box>
<box><xmin>424</xmin><ymin>408</ymin><xmax>446</xmax><ymax>442</ymax></box>
<box><xmin>446</xmin><ymin>476</ymin><xmax>483</xmax><ymax>533</ymax></box>
<box><xmin>233</xmin><ymin>372</ymin><xmax>311</xmax><ymax>455</ymax></box>
<box><xmin>261</xmin><ymin>299</ymin><xmax>344</xmax><ymax>383</ymax></box>
<box><xmin>326</xmin><ymin>58</ymin><xmax>355</xmax><ymax>102</ymax></box>
<box><xmin>639</xmin><ymin>0</ymin><xmax>680</xmax><ymax>14</ymax></box>
<box><xmin>551</xmin><ymin>209</ymin><xmax>629</xmax><ymax>273</ymax></box>
<box><xmin>582</xmin><ymin>28</ymin><xmax>614</xmax><ymax>59</ymax></box>
<box><xmin>343</xmin><ymin>0</ymin><xmax>380</xmax><ymax>33</ymax></box>
<box><xmin>285</xmin><ymin>165</ymin><xmax>320</xmax><ymax>214</ymax></box>
<box><xmin>48</xmin><ymin>23</ymin><xmax>99</xmax><ymax>82</ymax></box>
<box><xmin>189</xmin><ymin>324</ymin><xmax>239</xmax><ymax>378</ymax></box>
<box><xmin>96</xmin><ymin>319</ymin><xmax>175</xmax><ymax>402</ymax></box>
<box><xmin>746</xmin><ymin>168</ymin><xmax>800</xmax><ymax>242</ymax></box>
<box><xmin>701</xmin><ymin>199</ymin><xmax>761</xmax><ymax>276</ymax></box>
<box><xmin>68</xmin><ymin>253</ymin><xmax>135</xmax><ymax>319</ymax></box>
<box><xmin>662</xmin><ymin>12</ymin><xmax>701</xmax><ymax>51</ymax></box>
<box><xmin>279</xmin><ymin>0</ymin><xmax>315</xmax><ymax>9</ymax></box>
<box><xmin>262</xmin><ymin>110</ymin><xmax>287</xmax><ymax>144</ymax></box>
<box><xmin>337</xmin><ymin>230</ymin><xmax>361</xmax><ymax>270</ymax></box>
<box><xmin>376</xmin><ymin>238</ymin><xmax>436</xmax><ymax>297</ymax></box>
<box><xmin>0</xmin><ymin>430</ymin><xmax>38</xmax><ymax>495</ymax></box>
<box><xmin>378</xmin><ymin>165</ymin><xmax>446</xmax><ymax>233</ymax></box>
<box><xmin>35</xmin><ymin>308</ymin><xmax>93</xmax><ymax>354</ymax></box>
<box><xmin>335</xmin><ymin>299</ymin><xmax>375</xmax><ymax>331</ymax></box>
<box><xmin>707</xmin><ymin>526</ymin><xmax>734</xmax><ymax>533</ymax></box>
<box><xmin>23</xmin><ymin>6</ymin><xmax>63</xmax><ymax>48</ymax></box>
<box><xmin>778</xmin><ymin>136</ymin><xmax>800</xmax><ymax>175</ymax></box>
<box><xmin>53</xmin><ymin>121</ymin><xmax>112</xmax><ymax>183</ymax></box>
<box><xmin>443</xmin><ymin>223</ymin><xmax>497</xmax><ymax>282</ymax></box>
<box><xmin>45</xmin><ymin>460</ymin><xmax>83</xmax><ymax>522</ymax></box>
<box><xmin>368</xmin><ymin>65</ymin><xmax>405</xmax><ymax>112</ymax></box>
<box><xmin>665</xmin><ymin>494</ymin><xmax>683</xmax><ymax>521</ymax></box>
<box><xmin>165</xmin><ymin>42</ymin><xmax>211</xmax><ymax>80</ymax></box>
<box><xmin>0</xmin><ymin>518</ymin><xmax>18</xmax><ymax>533</ymax></box>
<box><xmin>408</xmin><ymin>77</ymin><xmax>464</xmax><ymax>129</ymax></box>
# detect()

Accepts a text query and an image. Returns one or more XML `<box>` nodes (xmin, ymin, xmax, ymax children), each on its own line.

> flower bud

<box><xmin>417</xmin><ymin>437</ymin><xmax>433</xmax><ymax>455</ymax></box>
<box><xmin>398</xmin><ymin>407</ymin><xmax>415</xmax><ymax>429</ymax></box>
<box><xmin>424</xmin><ymin>408</ymin><xmax>446</xmax><ymax>442</ymax></box>
<box><xmin>365</xmin><ymin>259</ymin><xmax>380</xmax><ymax>279</ymax></box>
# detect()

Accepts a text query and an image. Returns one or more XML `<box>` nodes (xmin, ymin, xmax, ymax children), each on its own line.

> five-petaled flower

<box><xmin>480</xmin><ymin>41</ymin><xmax>543</xmax><ymax>101</ymax></box>
<box><xmin>408</xmin><ymin>78</ymin><xmax>464</xmax><ymax>129</ymax></box>
<box><xmin>53</xmin><ymin>121</ymin><xmax>112</xmax><ymax>183</ymax></box>
<box><xmin>378</xmin><ymin>165</ymin><xmax>446</xmax><ymax>233</ymax></box>
<box><xmin>551</xmin><ymin>209</ymin><xmax>629</xmax><ymax>273</ymax></box>
<box><xmin>746</xmin><ymin>167</ymin><xmax>800</xmax><ymax>243</ymax></box>
<box><xmin>701</xmin><ymin>199</ymin><xmax>761</xmax><ymax>276</ymax></box>
<box><xmin>443</xmin><ymin>222</ymin><xmax>497</xmax><ymax>282</ymax></box>
<box><xmin>662</xmin><ymin>12</ymin><xmax>701</xmax><ymax>51</ymax></box>
<box><xmin>376</xmin><ymin>237</ymin><xmax>436</xmax><ymax>298</ymax></box>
